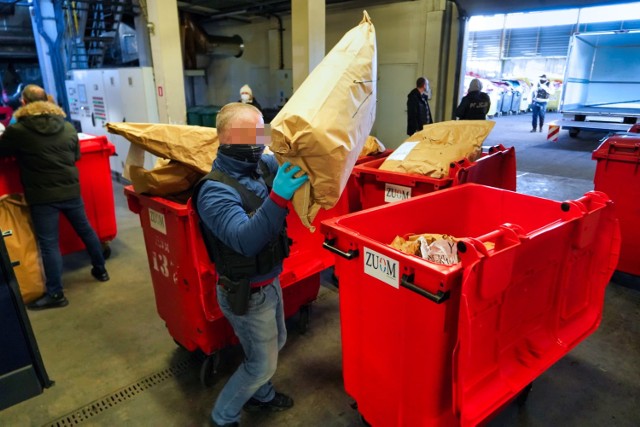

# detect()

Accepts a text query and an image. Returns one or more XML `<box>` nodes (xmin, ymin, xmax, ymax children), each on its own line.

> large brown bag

<box><xmin>269</xmin><ymin>11</ymin><xmax>377</xmax><ymax>229</ymax></box>
<box><xmin>0</xmin><ymin>194</ymin><xmax>45</xmax><ymax>303</ymax></box>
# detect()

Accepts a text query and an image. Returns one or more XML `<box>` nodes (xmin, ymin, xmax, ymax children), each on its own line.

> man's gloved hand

<box><xmin>272</xmin><ymin>161</ymin><xmax>308</xmax><ymax>200</ymax></box>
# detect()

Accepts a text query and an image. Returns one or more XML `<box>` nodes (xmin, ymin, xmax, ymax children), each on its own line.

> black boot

<box><xmin>91</xmin><ymin>266</ymin><xmax>110</xmax><ymax>282</ymax></box>
<box><xmin>243</xmin><ymin>392</ymin><xmax>294</xmax><ymax>413</ymax></box>
<box><xmin>27</xmin><ymin>293</ymin><xmax>69</xmax><ymax>310</ymax></box>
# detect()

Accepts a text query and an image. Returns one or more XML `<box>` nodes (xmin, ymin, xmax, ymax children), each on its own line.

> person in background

<box><xmin>193</xmin><ymin>103</ymin><xmax>308</xmax><ymax>427</ymax></box>
<box><xmin>0</xmin><ymin>84</ymin><xmax>109</xmax><ymax>310</ymax></box>
<box><xmin>455</xmin><ymin>78</ymin><xmax>491</xmax><ymax>120</ymax></box>
<box><xmin>531</xmin><ymin>74</ymin><xmax>553</xmax><ymax>132</ymax></box>
<box><xmin>239</xmin><ymin>84</ymin><xmax>263</xmax><ymax>113</ymax></box>
<box><xmin>406</xmin><ymin>77</ymin><xmax>433</xmax><ymax>136</ymax></box>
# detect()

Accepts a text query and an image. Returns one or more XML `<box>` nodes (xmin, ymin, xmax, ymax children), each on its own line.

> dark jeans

<box><xmin>532</xmin><ymin>101</ymin><xmax>547</xmax><ymax>130</ymax></box>
<box><xmin>30</xmin><ymin>197</ymin><xmax>105</xmax><ymax>296</ymax></box>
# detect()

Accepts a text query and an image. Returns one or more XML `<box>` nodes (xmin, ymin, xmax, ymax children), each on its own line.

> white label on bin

<box><xmin>149</xmin><ymin>208</ymin><xmax>167</xmax><ymax>235</ymax></box>
<box><xmin>386</xmin><ymin>141</ymin><xmax>418</xmax><ymax>161</ymax></box>
<box><xmin>385</xmin><ymin>183</ymin><xmax>412</xmax><ymax>203</ymax></box>
<box><xmin>364</xmin><ymin>247</ymin><xmax>400</xmax><ymax>289</ymax></box>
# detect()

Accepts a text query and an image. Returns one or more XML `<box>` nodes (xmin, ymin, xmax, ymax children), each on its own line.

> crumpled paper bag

<box><xmin>106</xmin><ymin>123</ymin><xmax>219</xmax><ymax>197</ymax></box>
<box><xmin>106</xmin><ymin>123</ymin><xmax>219</xmax><ymax>175</ymax></box>
<box><xmin>0</xmin><ymin>194</ymin><xmax>45</xmax><ymax>303</ymax></box>
<box><xmin>380</xmin><ymin>120</ymin><xmax>495</xmax><ymax>178</ymax></box>
<box><xmin>359</xmin><ymin>136</ymin><xmax>385</xmax><ymax>158</ymax></box>
<box><xmin>269</xmin><ymin>11</ymin><xmax>377</xmax><ymax>229</ymax></box>
<box><xmin>391</xmin><ymin>232</ymin><xmax>495</xmax><ymax>265</ymax></box>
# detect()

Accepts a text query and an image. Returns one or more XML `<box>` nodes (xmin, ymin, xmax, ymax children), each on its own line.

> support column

<box><xmin>291</xmin><ymin>0</ymin><xmax>325</xmax><ymax>91</ymax></box>
<box><xmin>144</xmin><ymin>0</ymin><xmax>186</xmax><ymax>124</ymax></box>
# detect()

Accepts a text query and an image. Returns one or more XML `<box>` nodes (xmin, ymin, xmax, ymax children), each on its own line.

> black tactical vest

<box><xmin>192</xmin><ymin>161</ymin><xmax>290</xmax><ymax>281</ymax></box>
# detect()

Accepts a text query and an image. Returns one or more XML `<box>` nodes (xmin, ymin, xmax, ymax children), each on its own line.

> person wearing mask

<box><xmin>0</xmin><ymin>85</ymin><xmax>109</xmax><ymax>310</ymax></box>
<box><xmin>406</xmin><ymin>77</ymin><xmax>433</xmax><ymax>136</ymax></box>
<box><xmin>193</xmin><ymin>102</ymin><xmax>308</xmax><ymax>427</ymax></box>
<box><xmin>531</xmin><ymin>74</ymin><xmax>553</xmax><ymax>132</ymax></box>
<box><xmin>238</xmin><ymin>84</ymin><xmax>263</xmax><ymax>113</ymax></box>
<box><xmin>455</xmin><ymin>78</ymin><xmax>491</xmax><ymax>120</ymax></box>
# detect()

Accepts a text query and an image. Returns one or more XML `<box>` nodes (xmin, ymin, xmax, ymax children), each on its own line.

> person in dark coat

<box><xmin>0</xmin><ymin>85</ymin><xmax>109</xmax><ymax>310</ymax></box>
<box><xmin>406</xmin><ymin>77</ymin><xmax>433</xmax><ymax>136</ymax></box>
<box><xmin>455</xmin><ymin>78</ymin><xmax>491</xmax><ymax>120</ymax></box>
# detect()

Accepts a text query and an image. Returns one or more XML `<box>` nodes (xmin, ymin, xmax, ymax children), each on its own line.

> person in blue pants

<box><xmin>0</xmin><ymin>85</ymin><xmax>109</xmax><ymax>310</ymax></box>
<box><xmin>193</xmin><ymin>102</ymin><xmax>308</xmax><ymax>427</ymax></box>
<box><xmin>531</xmin><ymin>74</ymin><xmax>553</xmax><ymax>132</ymax></box>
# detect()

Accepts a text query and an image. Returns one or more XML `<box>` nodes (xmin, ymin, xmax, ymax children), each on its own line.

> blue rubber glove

<box><xmin>272</xmin><ymin>161</ymin><xmax>308</xmax><ymax>200</ymax></box>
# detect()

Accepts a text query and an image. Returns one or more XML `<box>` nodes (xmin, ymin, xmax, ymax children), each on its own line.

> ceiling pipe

<box><xmin>181</xmin><ymin>13</ymin><xmax>244</xmax><ymax>69</ymax></box>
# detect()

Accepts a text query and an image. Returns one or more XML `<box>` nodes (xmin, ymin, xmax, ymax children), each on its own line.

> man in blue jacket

<box><xmin>193</xmin><ymin>102</ymin><xmax>308</xmax><ymax>427</ymax></box>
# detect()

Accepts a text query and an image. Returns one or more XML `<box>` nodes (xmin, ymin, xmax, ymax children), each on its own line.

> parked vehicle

<box><xmin>557</xmin><ymin>30</ymin><xmax>640</xmax><ymax>138</ymax></box>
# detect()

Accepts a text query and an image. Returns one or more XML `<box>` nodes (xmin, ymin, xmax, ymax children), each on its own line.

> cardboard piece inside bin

<box><xmin>359</xmin><ymin>136</ymin><xmax>385</xmax><ymax>158</ymax></box>
<box><xmin>269</xmin><ymin>11</ymin><xmax>377</xmax><ymax>229</ymax></box>
<box><xmin>379</xmin><ymin>120</ymin><xmax>495</xmax><ymax>178</ymax></box>
<box><xmin>106</xmin><ymin>123</ymin><xmax>219</xmax><ymax>196</ymax></box>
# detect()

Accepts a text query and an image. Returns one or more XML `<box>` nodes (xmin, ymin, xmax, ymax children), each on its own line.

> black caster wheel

<box><xmin>199</xmin><ymin>352</ymin><xmax>221</xmax><ymax>387</ymax></box>
<box><xmin>516</xmin><ymin>382</ymin><xmax>533</xmax><ymax>407</ymax></box>
<box><xmin>102</xmin><ymin>243</ymin><xmax>112</xmax><ymax>260</ymax></box>
<box><xmin>298</xmin><ymin>304</ymin><xmax>311</xmax><ymax>335</ymax></box>
<box><xmin>569</xmin><ymin>128</ymin><xmax>579</xmax><ymax>138</ymax></box>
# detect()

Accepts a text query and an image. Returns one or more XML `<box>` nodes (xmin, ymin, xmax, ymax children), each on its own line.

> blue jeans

<box><xmin>532</xmin><ymin>101</ymin><xmax>547</xmax><ymax>130</ymax></box>
<box><xmin>212</xmin><ymin>279</ymin><xmax>287</xmax><ymax>425</ymax></box>
<box><xmin>30</xmin><ymin>197</ymin><xmax>105</xmax><ymax>296</ymax></box>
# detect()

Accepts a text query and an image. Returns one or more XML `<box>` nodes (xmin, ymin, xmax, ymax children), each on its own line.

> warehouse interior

<box><xmin>1</xmin><ymin>1</ymin><xmax>639</xmax><ymax>426</ymax></box>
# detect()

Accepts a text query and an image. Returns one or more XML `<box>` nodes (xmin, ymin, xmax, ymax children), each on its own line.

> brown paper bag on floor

<box><xmin>270</xmin><ymin>11</ymin><xmax>377</xmax><ymax>229</ymax></box>
<box><xmin>0</xmin><ymin>194</ymin><xmax>45</xmax><ymax>303</ymax></box>
<box><xmin>380</xmin><ymin>120</ymin><xmax>495</xmax><ymax>178</ymax></box>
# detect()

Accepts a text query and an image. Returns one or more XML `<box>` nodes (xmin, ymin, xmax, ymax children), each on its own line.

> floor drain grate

<box><xmin>45</xmin><ymin>357</ymin><xmax>195</xmax><ymax>426</ymax></box>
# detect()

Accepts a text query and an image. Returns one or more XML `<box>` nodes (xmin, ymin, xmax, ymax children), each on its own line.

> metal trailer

<box><xmin>554</xmin><ymin>30</ymin><xmax>640</xmax><ymax>139</ymax></box>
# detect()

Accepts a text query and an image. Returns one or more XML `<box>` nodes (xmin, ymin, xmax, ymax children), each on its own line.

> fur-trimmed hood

<box><xmin>13</xmin><ymin>101</ymin><xmax>67</xmax><ymax>136</ymax></box>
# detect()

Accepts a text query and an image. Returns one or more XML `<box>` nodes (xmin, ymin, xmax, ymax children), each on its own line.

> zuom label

<box><xmin>385</xmin><ymin>183</ymin><xmax>412</xmax><ymax>203</ymax></box>
<box><xmin>363</xmin><ymin>247</ymin><xmax>399</xmax><ymax>288</ymax></box>
<box><xmin>149</xmin><ymin>208</ymin><xmax>167</xmax><ymax>235</ymax></box>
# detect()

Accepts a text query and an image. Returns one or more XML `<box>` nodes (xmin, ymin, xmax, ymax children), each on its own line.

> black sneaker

<box><xmin>27</xmin><ymin>293</ymin><xmax>69</xmax><ymax>310</ymax></box>
<box><xmin>530</xmin><ymin>128</ymin><xmax>536</xmax><ymax>133</ymax></box>
<box><xmin>243</xmin><ymin>392</ymin><xmax>294</xmax><ymax>413</ymax></box>
<box><xmin>91</xmin><ymin>266</ymin><xmax>110</xmax><ymax>282</ymax></box>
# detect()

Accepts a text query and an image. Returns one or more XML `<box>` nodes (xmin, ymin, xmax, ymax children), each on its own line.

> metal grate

<box><xmin>45</xmin><ymin>358</ymin><xmax>195</xmax><ymax>426</ymax></box>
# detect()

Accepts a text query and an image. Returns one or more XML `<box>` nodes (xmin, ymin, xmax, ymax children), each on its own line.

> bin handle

<box><xmin>322</xmin><ymin>238</ymin><xmax>359</xmax><ymax>260</ymax></box>
<box><xmin>401</xmin><ymin>274</ymin><xmax>449</xmax><ymax>304</ymax></box>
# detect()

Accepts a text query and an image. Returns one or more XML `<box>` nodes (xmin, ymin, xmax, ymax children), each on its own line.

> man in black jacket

<box><xmin>456</xmin><ymin>78</ymin><xmax>491</xmax><ymax>120</ymax></box>
<box><xmin>406</xmin><ymin>77</ymin><xmax>433</xmax><ymax>136</ymax></box>
<box><xmin>0</xmin><ymin>85</ymin><xmax>109</xmax><ymax>310</ymax></box>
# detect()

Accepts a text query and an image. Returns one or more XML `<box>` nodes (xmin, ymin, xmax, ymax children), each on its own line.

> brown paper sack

<box><xmin>0</xmin><ymin>194</ymin><xmax>45</xmax><ymax>303</ymax></box>
<box><xmin>270</xmin><ymin>11</ymin><xmax>377</xmax><ymax>229</ymax></box>
<box><xmin>106</xmin><ymin>123</ymin><xmax>219</xmax><ymax>174</ymax></box>
<box><xmin>379</xmin><ymin>120</ymin><xmax>495</xmax><ymax>178</ymax></box>
<box><xmin>359</xmin><ymin>136</ymin><xmax>385</xmax><ymax>158</ymax></box>
<box><xmin>129</xmin><ymin>159</ymin><xmax>203</xmax><ymax>196</ymax></box>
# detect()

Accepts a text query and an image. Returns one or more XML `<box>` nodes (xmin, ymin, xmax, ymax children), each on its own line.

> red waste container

<box><xmin>353</xmin><ymin>144</ymin><xmax>516</xmax><ymax>210</ymax></box>
<box><xmin>0</xmin><ymin>134</ymin><xmax>116</xmax><ymax>256</ymax></box>
<box><xmin>124</xmin><ymin>187</ymin><xmax>322</xmax><ymax>382</ymax></box>
<box><xmin>593</xmin><ymin>133</ymin><xmax>640</xmax><ymax>276</ymax></box>
<box><xmin>321</xmin><ymin>184</ymin><xmax>619</xmax><ymax>427</ymax></box>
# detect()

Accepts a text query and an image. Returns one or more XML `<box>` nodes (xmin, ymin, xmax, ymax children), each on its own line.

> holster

<box><xmin>218</xmin><ymin>276</ymin><xmax>251</xmax><ymax>316</ymax></box>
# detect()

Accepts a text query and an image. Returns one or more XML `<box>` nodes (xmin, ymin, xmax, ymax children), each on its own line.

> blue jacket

<box><xmin>196</xmin><ymin>152</ymin><xmax>287</xmax><ymax>283</ymax></box>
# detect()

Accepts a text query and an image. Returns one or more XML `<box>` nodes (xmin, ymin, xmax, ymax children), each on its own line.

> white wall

<box><xmin>201</xmin><ymin>0</ymin><xmax>452</xmax><ymax>148</ymax></box>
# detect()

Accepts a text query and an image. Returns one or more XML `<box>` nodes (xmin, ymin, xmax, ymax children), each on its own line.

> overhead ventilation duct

<box><xmin>181</xmin><ymin>13</ymin><xmax>243</xmax><ymax>70</ymax></box>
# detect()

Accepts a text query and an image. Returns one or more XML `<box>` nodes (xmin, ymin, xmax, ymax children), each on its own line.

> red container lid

<box><xmin>592</xmin><ymin>133</ymin><xmax>640</xmax><ymax>163</ymax></box>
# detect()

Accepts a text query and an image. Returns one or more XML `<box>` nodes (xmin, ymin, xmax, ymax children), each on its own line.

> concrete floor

<box><xmin>2</xmin><ymin>112</ymin><xmax>639</xmax><ymax>427</ymax></box>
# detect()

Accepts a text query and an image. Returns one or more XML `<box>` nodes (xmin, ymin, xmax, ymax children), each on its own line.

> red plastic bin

<box><xmin>321</xmin><ymin>184</ymin><xmax>619</xmax><ymax>427</ymax></box>
<box><xmin>593</xmin><ymin>133</ymin><xmax>640</xmax><ymax>276</ymax></box>
<box><xmin>124</xmin><ymin>186</ymin><xmax>322</xmax><ymax>359</ymax></box>
<box><xmin>353</xmin><ymin>144</ymin><xmax>516</xmax><ymax>210</ymax></box>
<box><xmin>0</xmin><ymin>134</ymin><xmax>117</xmax><ymax>255</ymax></box>
<box><xmin>285</xmin><ymin>148</ymin><xmax>395</xmax><ymax>271</ymax></box>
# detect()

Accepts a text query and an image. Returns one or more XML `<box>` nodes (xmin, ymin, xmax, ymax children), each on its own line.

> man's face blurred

<box><xmin>225</xmin><ymin>112</ymin><xmax>270</xmax><ymax>145</ymax></box>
